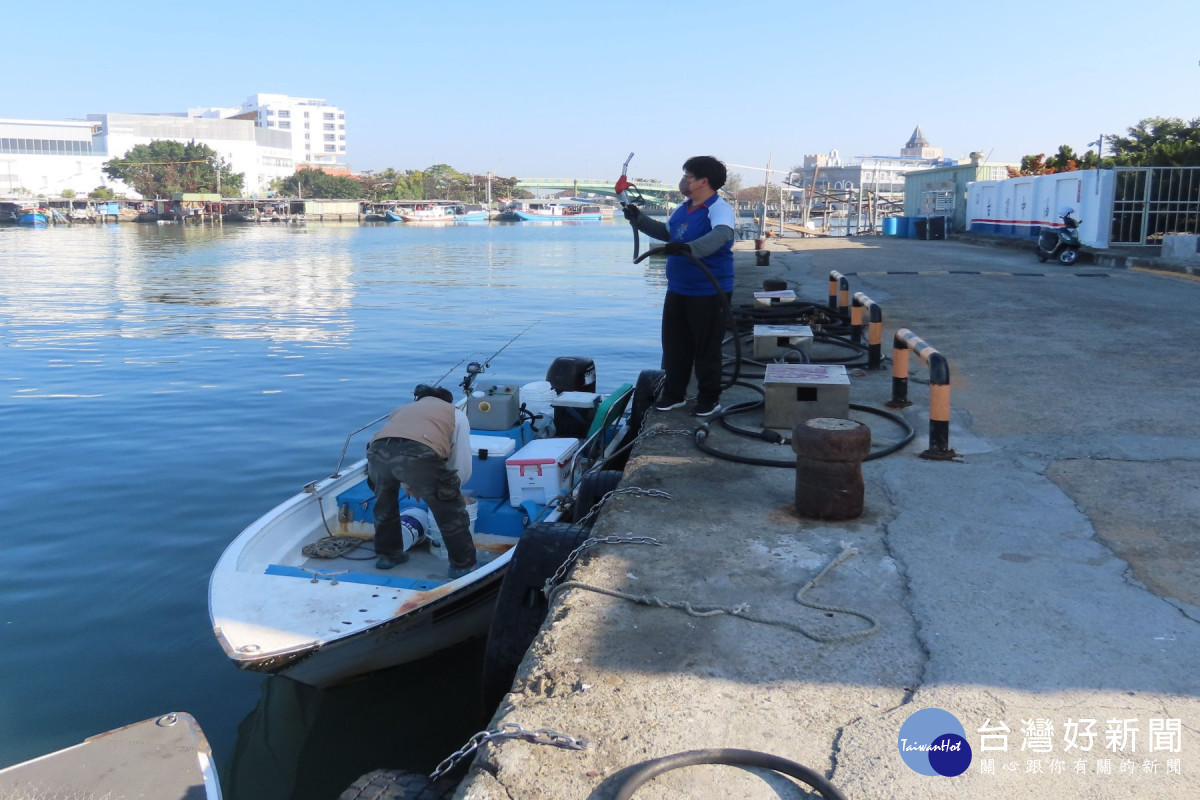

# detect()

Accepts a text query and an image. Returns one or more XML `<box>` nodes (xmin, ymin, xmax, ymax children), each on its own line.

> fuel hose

<box><xmin>612</xmin><ymin>748</ymin><xmax>847</xmax><ymax>800</ymax></box>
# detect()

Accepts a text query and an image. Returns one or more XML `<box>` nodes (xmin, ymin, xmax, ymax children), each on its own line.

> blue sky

<box><xmin>4</xmin><ymin>0</ymin><xmax>1197</xmax><ymax>184</ymax></box>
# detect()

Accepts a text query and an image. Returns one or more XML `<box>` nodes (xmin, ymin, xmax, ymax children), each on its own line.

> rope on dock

<box><xmin>549</xmin><ymin>541</ymin><xmax>878</xmax><ymax>643</ymax></box>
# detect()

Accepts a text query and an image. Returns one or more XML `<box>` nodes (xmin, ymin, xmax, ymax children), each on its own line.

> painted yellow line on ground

<box><xmin>1131</xmin><ymin>266</ymin><xmax>1200</xmax><ymax>284</ymax></box>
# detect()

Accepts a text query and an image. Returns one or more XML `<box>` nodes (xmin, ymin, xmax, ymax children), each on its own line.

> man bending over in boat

<box><xmin>367</xmin><ymin>385</ymin><xmax>476</xmax><ymax>579</ymax></box>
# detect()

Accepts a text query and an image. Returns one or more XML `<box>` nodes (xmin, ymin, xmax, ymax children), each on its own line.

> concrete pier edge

<box><xmin>455</xmin><ymin>233</ymin><xmax>1200</xmax><ymax>799</ymax></box>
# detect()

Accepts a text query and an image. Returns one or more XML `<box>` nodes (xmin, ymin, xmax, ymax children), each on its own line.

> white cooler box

<box><xmin>505</xmin><ymin>438</ymin><xmax>580</xmax><ymax>508</ymax></box>
<box><xmin>463</xmin><ymin>434</ymin><xmax>517</xmax><ymax>499</ymax></box>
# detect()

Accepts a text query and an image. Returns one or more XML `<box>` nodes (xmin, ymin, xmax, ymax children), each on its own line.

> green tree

<box><xmin>88</xmin><ymin>186</ymin><xmax>117</xmax><ymax>200</ymax></box>
<box><xmin>390</xmin><ymin>170</ymin><xmax>426</xmax><ymax>200</ymax></box>
<box><xmin>102</xmin><ymin>140</ymin><xmax>244</xmax><ymax>198</ymax></box>
<box><xmin>467</xmin><ymin>174</ymin><xmax>529</xmax><ymax>201</ymax></box>
<box><xmin>61</xmin><ymin>189</ymin><xmax>76</xmax><ymax>199</ymax></box>
<box><xmin>358</xmin><ymin>168</ymin><xmax>399</xmax><ymax>202</ymax></box>
<box><xmin>1009</xmin><ymin>153</ymin><xmax>1052</xmax><ymax>177</ymax></box>
<box><xmin>422</xmin><ymin>163</ymin><xmax>471</xmax><ymax>200</ymax></box>
<box><xmin>1108</xmin><ymin>117</ymin><xmax>1200</xmax><ymax>166</ymax></box>
<box><xmin>275</xmin><ymin>169</ymin><xmax>362</xmax><ymax>199</ymax></box>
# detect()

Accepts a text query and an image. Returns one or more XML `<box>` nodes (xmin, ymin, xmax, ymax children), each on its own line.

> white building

<box><xmin>1</xmin><ymin>92</ymin><xmax>347</xmax><ymax>199</ymax></box>
<box><xmin>88</xmin><ymin>112</ymin><xmax>295</xmax><ymax>196</ymax></box>
<box><xmin>232</xmin><ymin>93</ymin><xmax>347</xmax><ymax>170</ymax></box>
<box><xmin>0</xmin><ymin>118</ymin><xmax>111</xmax><ymax>197</ymax></box>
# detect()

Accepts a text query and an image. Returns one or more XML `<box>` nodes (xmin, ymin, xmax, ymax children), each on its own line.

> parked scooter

<box><xmin>1036</xmin><ymin>207</ymin><xmax>1082</xmax><ymax>265</ymax></box>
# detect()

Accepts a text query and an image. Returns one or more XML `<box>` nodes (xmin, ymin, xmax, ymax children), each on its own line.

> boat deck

<box><xmin>268</xmin><ymin>532</ymin><xmax>517</xmax><ymax>591</ymax></box>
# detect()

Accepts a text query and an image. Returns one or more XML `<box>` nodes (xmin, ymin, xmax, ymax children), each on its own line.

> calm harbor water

<box><xmin>0</xmin><ymin>219</ymin><xmax>666</xmax><ymax>797</ymax></box>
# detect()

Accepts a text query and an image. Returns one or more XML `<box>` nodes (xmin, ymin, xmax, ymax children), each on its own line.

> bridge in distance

<box><xmin>514</xmin><ymin>178</ymin><xmax>679</xmax><ymax>203</ymax></box>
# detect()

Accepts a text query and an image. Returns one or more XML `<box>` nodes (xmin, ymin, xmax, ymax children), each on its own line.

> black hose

<box><xmin>612</xmin><ymin>748</ymin><xmax>847</xmax><ymax>800</ymax></box>
<box><xmin>695</xmin><ymin>399</ymin><xmax>915</xmax><ymax>467</ymax></box>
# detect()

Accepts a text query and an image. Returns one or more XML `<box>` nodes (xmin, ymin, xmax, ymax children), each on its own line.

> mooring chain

<box><xmin>429</xmin><ymin>722</ymin><xmax>591</xmax><ymax>781</ymax></box>
<box><xmin>574</xmin><ymin>485</ymin><xmax>672</xmax><ymax>528</ymax></box>
<box><xmin>543</xmin><ymin>534</ymin><xmax>666</xmax><ymax>598</ymax></box>
<box><xmin>548</xmin><ymin>543</ymin><xmax>879</xmax><ymax>644</ymax></box>
<box><xmin>636</xmin><ymin>425</ymin><xmax>695</xmax><ymax>441</ymax></box>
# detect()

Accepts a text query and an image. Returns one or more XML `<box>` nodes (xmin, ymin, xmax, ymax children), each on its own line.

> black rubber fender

<box><xmin>629</xmin><ymin>368</ymin><xmax>665</xmax><ymax>436</ymax></box>
<box><xmin>610</xmin><ymin>369</ymin><xmax>665</xmax><ymax>470</ymax></box>
<box><xmin>481</xmin><ymin>522</ymin><xmax>591</xmax><ymax>715</ymax></box>
<box><xmin>339</xmin><ymin>769</ymin><xmax>457</xmax><ymax>800</ymax></box>
<box><xmin>572</xmin><ymin>469</ymin><xmax>623</xmax><ymax>524</ymax></box>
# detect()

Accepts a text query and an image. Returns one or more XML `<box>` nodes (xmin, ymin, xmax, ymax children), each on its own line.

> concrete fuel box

<box><xmin>754</xmin><ymin>289</ymin><xmax>797</xmax><ymax>307</ymax></box>
<box><xmin>762</xmin><ymin>363</ymin><xmax>850</xmax><ymax>429</ymax></box>
<box><xmin>753</xmin><ymin>324</ymin><xmax>814</xmax><ymax>360</ymax></box>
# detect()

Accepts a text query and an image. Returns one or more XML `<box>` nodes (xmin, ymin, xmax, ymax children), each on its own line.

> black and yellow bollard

<box><xmin>791</xmin><ymin>418</ymin><xmax>872</xmax><ymax>520</ymax></box>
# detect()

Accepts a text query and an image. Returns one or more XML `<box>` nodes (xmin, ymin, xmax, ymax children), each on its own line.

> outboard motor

<box><xmin>546</xmin><ymin>356</ymin><xmax>596</xmax><ymax>394</ymax></box>
<box><xmin>546</xmin><ymin>357</ymin><xmax>599</xmax><ymax>439</ymax></box>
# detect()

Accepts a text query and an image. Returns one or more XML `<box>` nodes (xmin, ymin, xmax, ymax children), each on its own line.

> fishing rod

<box><xmin>457</xmin><ymin>321</ymin><xmax>541</xmax><ymax>396</ymax></box>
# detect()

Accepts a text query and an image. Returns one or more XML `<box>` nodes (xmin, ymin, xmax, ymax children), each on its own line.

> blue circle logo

<box><xmin>898</xmin><ymin>708</ymin><xmax>972</xmax><ymax>777</ymax></box>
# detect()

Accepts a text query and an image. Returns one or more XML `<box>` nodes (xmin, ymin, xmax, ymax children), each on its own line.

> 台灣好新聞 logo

<box><xmin>898</xmin><ymin>708</ymin><xmax>972</xmax><ymax>777</ymax></box>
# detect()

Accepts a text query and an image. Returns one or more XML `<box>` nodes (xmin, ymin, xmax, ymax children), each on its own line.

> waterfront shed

<box><xmin>903</xmin><ymin>162</ymin><xmax>1013</xmax><ymax>232</ymax></box>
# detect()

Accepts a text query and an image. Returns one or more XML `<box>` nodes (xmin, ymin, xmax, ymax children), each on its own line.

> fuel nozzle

<box><xmin>615</xmin><ymin>152</ymin><xmax>636</xmax><ymax>207</ymax></box>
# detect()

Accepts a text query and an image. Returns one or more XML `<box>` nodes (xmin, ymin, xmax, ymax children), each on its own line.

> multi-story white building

<box><xmin>1</xmin><ymin>92</ymin><xmax>346</xmax><ymax>199</ymax></box>
<box><xmin>88</xmin><ymin>112</ymin><xmax>295</xmax><ymax>196</ymax></box>
<box><xmin>234</xmin><ymin>93</ymin><xmax>347</xmax><ymax>171</ymax></box>
<box><xmin>0</xmin><ymin>118</ymin><xmax>109</xmax><ymax>197</ymax></box>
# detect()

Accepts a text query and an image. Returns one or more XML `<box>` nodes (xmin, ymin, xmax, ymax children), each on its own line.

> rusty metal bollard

<box><xmin>791</xmin><ymin>418</ymin><xmax>872</xmax><ymax>520</ymax></box>
<box><xmin>756</xmin><ymin>250</ymin><xmax>771</xmax><ymax>266</ymax></box>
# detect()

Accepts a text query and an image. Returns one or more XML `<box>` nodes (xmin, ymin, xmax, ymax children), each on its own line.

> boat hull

<box><xmin>210</xmin><ymin>378</ymin><xmax>636</xmax><ymax>687</ymax></box>
<box><xmin>252</xmin><ymin>565</ymin><xmax>506</xmax><ymax>686</ymax></box>
<box><xmin>209</xmin><ymin>458</ymin><xmax>519</xmax><ymax>688</ymax></box>
<box><xmin>0</xmin><ymin>712</ymin><xmax>221</xmax><ymax>799</ymax></box>
<box><xmin>512</xmin><ymin>210</ymin><xmax>602</xmax><ymax>222</ymax></box>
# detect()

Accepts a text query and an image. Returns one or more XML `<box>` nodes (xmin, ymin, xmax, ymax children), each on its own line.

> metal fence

<box><xmin>1111</xmin><ymin>167</ymin><xmax>1200</xmax><ymax>245</ymax></box>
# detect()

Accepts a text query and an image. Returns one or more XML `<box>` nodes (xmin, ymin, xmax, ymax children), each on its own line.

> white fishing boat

<box><xmin>495</xmin><ymin>200</ymin><xmax>603</xmax><ymax>222</ymax></box>
<box><xmin>0</xmin><ymin>712</ymin><xmax>221</xmax><ymax>799</ymax></box>
<box><xmin>386</xmin><ymin>202</ymin><xmax>489</xmax><ymax>222</ymax></box>
<box><xmin>209</xmin><ymin>353</ymin><xmax>654</xmax><ymax>687</ymax></box>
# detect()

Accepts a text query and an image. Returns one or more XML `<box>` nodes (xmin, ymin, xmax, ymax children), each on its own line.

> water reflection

<box><xmin>2</xmin><ymin>224</ymin><xmax>357</xmax><ymax>345</ymax></box>
<box><xmin>223</xmin><ymin>639</ymin><xmax>487</xmax><ymax>800</ymax></box>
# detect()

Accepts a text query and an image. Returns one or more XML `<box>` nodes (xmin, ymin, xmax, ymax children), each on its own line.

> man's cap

<box><xmin>414</xmin><ymin>384</ymin><xmax>453</xmax><ymax>403</ymax></box>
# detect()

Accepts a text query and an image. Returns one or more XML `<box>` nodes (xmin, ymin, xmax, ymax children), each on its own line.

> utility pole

<box><xmin>804</xmin><ymin>165</ymin><xmax>820</xmax><ymax>230</ymax></box>
<box><xmin>759</xmin><ymin>154</ymin><xmax>772</xmax><ymax>238</ymax></box>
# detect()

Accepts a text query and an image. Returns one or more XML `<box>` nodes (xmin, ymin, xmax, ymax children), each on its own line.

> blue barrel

<box><xmin>883</xmin><ymin>217</ymin><xmax>901</xmax><ymax>236</ymax></box>
<box><xmin>907</xmin><ymin>217</ymin><xmax>922</xmax><ymax>239</ymax></box>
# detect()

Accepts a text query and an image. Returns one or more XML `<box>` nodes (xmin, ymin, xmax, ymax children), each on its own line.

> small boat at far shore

<box><xmin>0</xmin><ymin>712</ymin><xmax>222</xmax><ymax>799</ymax></box>
<box><xmin>495</xmin><ymin>201</ymin><xmax>603</xmax><ymax>222</ymax></box>
<box><xmin>16</xmin><ymin>206</ymin><xmax>50</xmax><ymax>226</ymax></box>
<box><xmin>389</xmin><ymin>202</ymin><xmax>489</xmax><ymax>223</ymax></box>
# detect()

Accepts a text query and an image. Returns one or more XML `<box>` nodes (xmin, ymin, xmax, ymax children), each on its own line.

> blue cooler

<box><xmin>464</xmin><ymin>434</ymin><xmax>517</xmax><ymax>499</ymax></box>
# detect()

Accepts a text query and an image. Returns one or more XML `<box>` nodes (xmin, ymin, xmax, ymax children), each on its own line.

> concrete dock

<box><xmin>458</xmin><ymin>233</ymin><xmax>1200</xmax><ymax>799</ymax></box>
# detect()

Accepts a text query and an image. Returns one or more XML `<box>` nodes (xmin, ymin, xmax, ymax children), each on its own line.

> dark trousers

<box><xmin>366</xmin><ymin>437</ymin><xmax>476</xmax><ymax>569</ymax></box>
<box><xmin>660</xmin><ymin>290</ymin><xmax>731</xmax><ymax>405</ymax></box>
